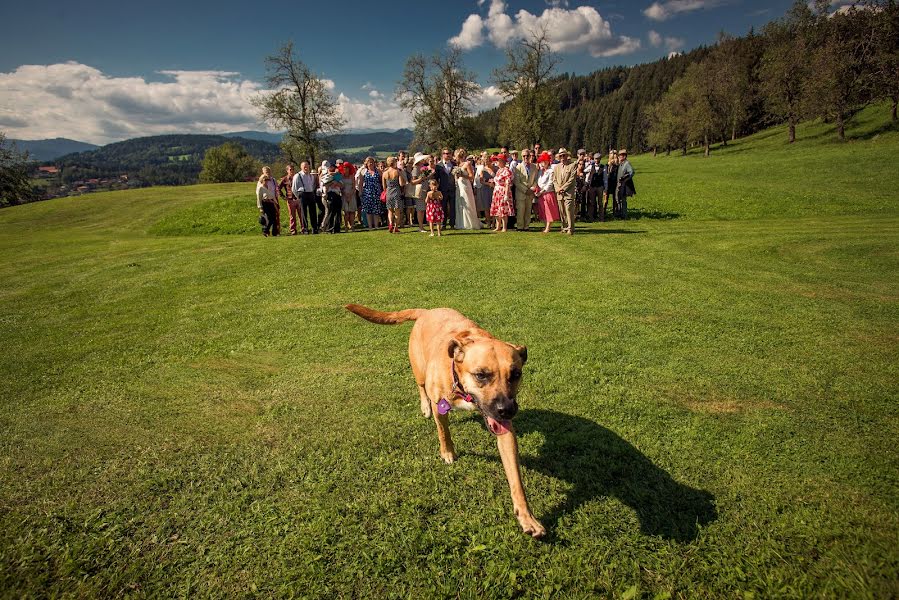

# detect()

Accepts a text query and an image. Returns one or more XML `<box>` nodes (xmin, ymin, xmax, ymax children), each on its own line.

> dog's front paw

<box><xmin>440</xmin><ymin>450</ymin><xmax>457</xmax><ymax>464</ymax></box>
<box><xmin>518</xmin><ymin>513</ymin><xmax>546</xmax><ymax>538</ymax></box>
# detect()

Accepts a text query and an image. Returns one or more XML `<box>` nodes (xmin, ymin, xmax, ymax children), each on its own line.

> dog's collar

<box><xmin>437</xmin><ymin>363</ymin><xmax>475</xmax><ymax>415</ymax></box>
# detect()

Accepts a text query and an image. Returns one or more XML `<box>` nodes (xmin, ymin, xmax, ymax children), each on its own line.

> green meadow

<box><xmin>1</xmin><ymin>105</ymin><xmax>897</xmax><ymax>598</ymax></box>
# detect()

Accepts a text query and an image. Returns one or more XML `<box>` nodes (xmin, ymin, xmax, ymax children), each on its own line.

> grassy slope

<box><xmin>0</xmin><ymin>105</ymin><xmax>897</xmax><ymax>598</ymax></box>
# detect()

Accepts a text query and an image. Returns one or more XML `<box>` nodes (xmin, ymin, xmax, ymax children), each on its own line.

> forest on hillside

<box><xmin>468</xmin><ymin>0</ymin><xmax>897</xmax><ymax>154</ymax></box>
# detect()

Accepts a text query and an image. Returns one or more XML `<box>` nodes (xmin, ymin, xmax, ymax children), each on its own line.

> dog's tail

<box><xmin>345</xmin><ymin>304</ymin><xmax>424</xmax><ymax>325</ymax></box>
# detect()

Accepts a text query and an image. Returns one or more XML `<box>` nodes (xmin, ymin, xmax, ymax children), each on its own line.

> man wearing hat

<box><xmin>513</xmin><ymin>148</ymin><xmax>537</xmax><ymax>231</ymax></box>
<box><xmin>552</xmin><ymin>148</ymin><xmax>577</xmax><ymax>235</ymax></box>
<box><xmin>616</xmin><ymin>148</ymin><xmax>636</xmax><ymax>220</ymax></box>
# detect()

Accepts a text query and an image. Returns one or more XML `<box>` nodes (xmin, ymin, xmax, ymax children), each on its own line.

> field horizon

<box><xmin>1</xmin><ymin>106</ymin><xmax>897</xmax><ymax>597</ymax></box>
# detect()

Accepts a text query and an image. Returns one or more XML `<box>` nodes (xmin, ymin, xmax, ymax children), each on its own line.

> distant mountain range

<box><xmin>15</xmin><ymin>129</ymin><xmax>414</xmax><ymax>162</ymax></box>
<box><xmin>10</xmin><ymin>138</ymin><xmax>99</xmax><ymax>161</ymax></box>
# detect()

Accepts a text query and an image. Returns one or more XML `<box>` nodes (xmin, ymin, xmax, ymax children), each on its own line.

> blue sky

<box><xmin>0</xmin><ymin>0</ymin><xmax>801</xmax><ymax>144</ymax></box>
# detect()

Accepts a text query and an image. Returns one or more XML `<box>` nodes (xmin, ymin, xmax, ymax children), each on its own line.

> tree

<box><xmin>253</xmin><ymin>42</ymin><xmax>345</xmax><ymax>170</ymax></box>
<box><xmin>802</xmin><ymin>1</ymin><xmax>878</xmax><ymax>140</ymax></box>
<box><xmin>0</xmin><ymin>133</ymin><xmax>36</xmax><ymax>207</ymax></box>
<box><xmin>758</xmin><ymin>5</ymin><xmax>812</xmax><ymax>143</ymax></box>
<box><xmin>198</xmin><ymin>142</ymin><xmax>260</xmax><ymax>183</ymax></box>
<box><xmin>871</xmin><ymin>0</ymin><xmax>899</xmax><ymax>121</ymax></box>
<box><xmin>396</xmin><ymin>48</ymin><xmax>481</xmax><ymax>149</ymax></box>
<box><xmin>492</xmin><ymin>28</ymin><xmax>561</xmax><ymax>148</ymax></box>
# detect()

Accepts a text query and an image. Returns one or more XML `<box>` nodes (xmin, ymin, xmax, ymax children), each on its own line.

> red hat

<box><xmin>495</xmin><ymin>153</ymin><xmax>509</xmax><ymax>163</ymax></box>
<box><xmin>536</xmin><ymin>151</ymin><xmax>553</xmax><ymax>164</ymax></box>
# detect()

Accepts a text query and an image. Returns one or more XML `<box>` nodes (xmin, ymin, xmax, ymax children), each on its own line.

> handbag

<box><xmin>380</xmin><ymin>190</ymin><xmax>387</xmax><ymax>202</ymax></box>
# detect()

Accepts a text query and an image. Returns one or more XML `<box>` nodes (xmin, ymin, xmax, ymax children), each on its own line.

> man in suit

<box><xmin>513</xmin><ymin>149</ymin><xmax>537</xmax><ymax>231</ymax></box>
<box><xmin>615</xmin><ymin>148</ymin><xmax>636</xmax><ymax>220</ymax></box>
<box><xmin>552</xmin><ymin>148</ymin><xmax>577</xmax><ymax>235</ymax></box>
<box><xmin>436</xmin><ymin>148</ymin><xmax>456</xmax><ymax>228</ymax></box>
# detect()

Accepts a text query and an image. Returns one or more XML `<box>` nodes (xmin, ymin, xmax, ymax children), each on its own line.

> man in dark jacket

<box><xmin>436</xmin><ymin>148</ymin><xmax>456</xmax><ymax>228</ymax></box>
<box><xmin>615</xmin><ymin>149</ymin><xmax>636</xmax><ymax>220</ymax></box>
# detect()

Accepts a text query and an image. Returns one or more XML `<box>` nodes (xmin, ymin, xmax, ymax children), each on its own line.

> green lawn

<box><xmin>1</xmin><ymin>105</ymin><xmax>897</xmax><ymax>598</ymax></box>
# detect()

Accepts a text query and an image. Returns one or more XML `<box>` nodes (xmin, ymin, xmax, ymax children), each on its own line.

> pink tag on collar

<box><xmin>437</xmin><ymin>398</ymin><xmax>452</xmax><ymax>415</ymax></box>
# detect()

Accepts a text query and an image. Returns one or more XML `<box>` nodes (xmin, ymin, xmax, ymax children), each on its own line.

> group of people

<box><xmin>254</xmin><ymin>145</ymin><xmax>636</xmax><ymax>237</ymax></box>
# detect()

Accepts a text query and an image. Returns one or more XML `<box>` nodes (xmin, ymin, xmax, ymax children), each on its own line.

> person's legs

<box><xmin>287</xmin><ymin>199</ymin><xmax>299</xmax><ymax>234</ymax></box>
<box><xmin>619</xmin><ymin>190</ymin><xmax>628</xmax><ymax>220</ymax></box>
<box><xmin>599</xmin><ymin>191</ymin><xmax>607</xmax><ymax>222</ymax></box>
<box><xmin>417</xmin><ymin>210</ymin><xmax>426</xmax><ymax>231</ymax></box>
<box><xmin>565</xmin><ymin>195</ymin><xmax>577</xmax><ymax>234</ymax></box>
<box><xmin>447</xmin><ymin>192</ymin><xmax>456</xmax><ymax>228</ymax></box>
<box><xmin>557</xmin><ymin>195</ymin><xmax>568</xmax><ymax>231</ymax></box>
<box><xmin>586</xmin><ymin>187</ymin><xmax>597</xmax><ymax>222</ymax></box>
<box><xmin>515</xmin><ymin>194</ymin><xmax>534</xmax><ymax>231</ymax></box>
<box><xmin>262</xmin><ymin>202</ymin><xmax>277</xmax><ymax>236</ymax></box>
<box><xmin>302</xmin><ymin>192</ymin><xmax>318</xmax><ymax>233</ymax></box>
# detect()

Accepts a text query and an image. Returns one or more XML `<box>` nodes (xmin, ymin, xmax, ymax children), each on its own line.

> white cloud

<box><xmin>0</xmin><ymin>62</ymin><xmax>418</xmax><ymax>143</ymax></box>
<box><xmin>449</xmin><ymin>0</ymin><xmax>640</xmax><ymax>58</ymax></box>
<box><xmin>643</xmin><ymin>0</ymin><xmax>724</xmax><ymax>21</ymax></box>
<box><xmin>648</xmin><ymin>29</ymin><xmax>685</xmax><ymax>51</ymax></box>
<box><xmin>336</xmin><ymin>92</ymin><xmax>411</xmax><ymax>131</ymax></box>
<box><xmin>0</xmin><ymin>62</ymin><xmax>267</xmax><ymax>144</ymax></box>
<box><xmin>449</xmin><ymin>14</ymin><xmax>485</xmax><ymax>50</ymax></box>
<box><xmin>474</xmin><ymin>85</ymin><xmax>505</xmax><ymax>112</ymax></box>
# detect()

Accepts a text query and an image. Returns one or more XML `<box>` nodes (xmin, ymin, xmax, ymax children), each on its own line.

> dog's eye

<box><xmin>475</xmin><ymin>371</ymin><xmax>492</xmax><ymax>383</ymax></box>
<box><xmin>510</xmin><ymin>370</ymin><xmax>522</xmax><ymax>381</ymax></box>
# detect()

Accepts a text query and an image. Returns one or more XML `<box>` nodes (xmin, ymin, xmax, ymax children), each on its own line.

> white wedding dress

<box><xmin>454</xmin><ymin>163</ymin><xmax>482</xmax><ymax>230</ymax></box>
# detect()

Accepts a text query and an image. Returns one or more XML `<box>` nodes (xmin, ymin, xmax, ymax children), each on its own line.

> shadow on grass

<box><xmin>477</xmin><ymin>409</ymin><xmax>717</xmax><ymax>542</ymax></box>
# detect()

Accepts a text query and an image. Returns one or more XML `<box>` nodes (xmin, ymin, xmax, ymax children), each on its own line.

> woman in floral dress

<box><xmin>357</xmin><ymin>156</ymin><xmax>383</xmax><ymax>229</ymax></box>
<box><xmin>489</xmin><ymin>154</ymin><xmax>514</xmax><ymax>233</ymax></box>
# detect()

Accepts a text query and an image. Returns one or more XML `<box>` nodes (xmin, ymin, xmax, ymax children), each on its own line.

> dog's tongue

<box><xmin>486</xmin><ymin>416</ymin><xmax>512</xmax><ymax>436</ymax></box>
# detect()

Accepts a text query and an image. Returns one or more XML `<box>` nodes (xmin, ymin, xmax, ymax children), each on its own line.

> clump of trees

<box><xmin>198</xmin><ymin>142</ymin><xmax>260</xmax><ymax>183</ymax></box>
<box><xmin>0</xmin><ymin>133</ymin><xmax>36</xmax><ymax>207</ymax></box>
<box><xmin>646</xmin><ymin>0</ymin><xmax>898</xmax><ymax>153</ymax></box>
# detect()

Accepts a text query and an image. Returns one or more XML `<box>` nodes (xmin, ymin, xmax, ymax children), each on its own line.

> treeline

<box><xmin>54</xmin><ymin>134</ymin><xmax>280</xmax><ymax>186</ymax></box>
<box><xmin>469</xmin><ymin>0</ymin><xmax>897</xmax><ymax>154</ymax></box>
<box><xmin>646</xmin><ymin>0</ymin><xmax>897</xmax><ymax>155</ymax></box>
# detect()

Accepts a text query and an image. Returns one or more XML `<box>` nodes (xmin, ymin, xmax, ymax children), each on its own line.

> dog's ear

<box><xmin>448</xmin><ymin>335</ymin><xmax>472</xmax><ymax>362</ymax></box>
<box><xmin>511</xmin><ymin>344</ymin><xmax>528</xmax><ymax>364</ymax></box>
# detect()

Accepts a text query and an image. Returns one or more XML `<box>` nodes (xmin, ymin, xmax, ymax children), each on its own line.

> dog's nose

<box><xmin>497</xmin><ymin>400</ymin><xmax>518</xmax><ymax>420</ymax></box>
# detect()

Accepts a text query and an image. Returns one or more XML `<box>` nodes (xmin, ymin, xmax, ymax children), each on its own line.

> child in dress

<box><xmin>425</xmin><ymin>178</ymin><xmax>444</xmax><ymax>237</ymax></box>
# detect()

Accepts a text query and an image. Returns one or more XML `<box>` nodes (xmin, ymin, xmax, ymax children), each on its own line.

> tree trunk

<box><xmin>681</xmin><ymin>144</ymin><xmax>687</xmax><ymax>156</ymax></box>
<box><xmin>789</xmin><ymin>120</ymin><xmax>796</xmax><ymax>144</ymax></box>
<box><xmin>704</xmin><ymin>134</ymin><xmax>710</xmax><ymax>157</ymax></box>
<box><xmin>892</xmin><ymin>95</ymin><xmax>897</xmax><ymax>122</ymax></box>
<box><xmin>837</xmin><ymin>114</ymin><xmax>845</xmax><ymax>141</ymax></box>
<box><xmin>666</xmin><ymin>147</ymin><xmax>671</xmax><ymax>156</ymax></box>
<box><xmin>731</xmin><ymin>125</ymin><xmax>736</xmax><ymax>141</ymax></box>
<box><xmin>652</xmin><ymin>147</ymin><xmax>657</xmax><ymax>157</ymax></box>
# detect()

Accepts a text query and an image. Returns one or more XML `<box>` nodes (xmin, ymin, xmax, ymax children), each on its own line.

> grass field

<box><xmin>1</xmin><ymin>105</ymin><xmax>897</xmax><ymax>598</ymax></box>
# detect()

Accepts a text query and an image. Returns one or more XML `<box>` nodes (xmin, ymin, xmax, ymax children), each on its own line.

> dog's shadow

<box><xmin>473</xmin><ymin>409</ymin><xmax>717</xmax><ymax>542</ymax></box>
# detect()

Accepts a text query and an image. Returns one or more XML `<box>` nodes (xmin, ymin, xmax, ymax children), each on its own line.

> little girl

<box><xmin>425</xmin><ymin>178</ymin><xmax>444</xmax><ymax>237</ymax></box>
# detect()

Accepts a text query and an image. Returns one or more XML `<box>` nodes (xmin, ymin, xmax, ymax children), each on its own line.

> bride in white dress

<box><xmin>453</xmin><ymin>149</ymin><xmax>481</xmax><ymax>230</ymax></box>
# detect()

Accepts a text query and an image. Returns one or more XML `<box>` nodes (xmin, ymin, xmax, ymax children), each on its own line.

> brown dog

<box><xmin>345</xmin><ymin>304</ymin><xmax>545</xmax><ymax>538</ymax></box>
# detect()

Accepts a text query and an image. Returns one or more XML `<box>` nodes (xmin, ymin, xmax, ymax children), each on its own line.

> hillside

<box><xmin>0</xmin><ymin>107</ymin><xmax>896</xmax><ymax>597</ymax></box>
<box><xmin>10</xmin><ymin>137</ymin><xmax>99</xmax><ymax>161</ymax></box>
<box><xmin>54</xmin><ymin>134</ymin><xmax>281</xmax><ymax>186</ymax></box>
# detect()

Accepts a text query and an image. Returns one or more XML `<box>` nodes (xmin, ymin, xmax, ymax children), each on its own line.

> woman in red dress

<box><xmin>534</xmin><ymin>151</ymin><xmax>561</xmax><ymax>233</ymax></box>
<box><xmin>489</xmin><ymin>154</ymin><xmax>514</xmax><ymax>233</ymax></box>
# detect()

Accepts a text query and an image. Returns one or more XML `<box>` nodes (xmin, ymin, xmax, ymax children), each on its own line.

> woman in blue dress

<box><xmin>357</xmin><ymin>156</ymin><xmax>383</xmax><ymax>229</ymax></box>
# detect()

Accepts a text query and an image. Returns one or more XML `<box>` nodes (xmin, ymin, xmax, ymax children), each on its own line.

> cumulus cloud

<box><xmin>0</xmin><ymin>62</ymin><xmax>267</xmax><ymax>144</ymax></box>
<box><xmin>449</xmin><ymin>0</ymin><xmax>640</xmax><ymax>58</ymax></box>
<box><xmin>643</xmin><ymin>0</ymin><xmax>724</xmax><ymax>21</ymax></box>
<box><xmin>449</xmin><ymin>14</ymin><xmax>485</xmax><ymax>50</ymax></box>
<box><xmin>648</xmin><ymin>29</ymin><xmax>685</xmax><ymax>51</ymax></box>
<box><xmin>0</xmin><ymin>62</ymin><xmax>420</xmax><ymax>143</ymax></box>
